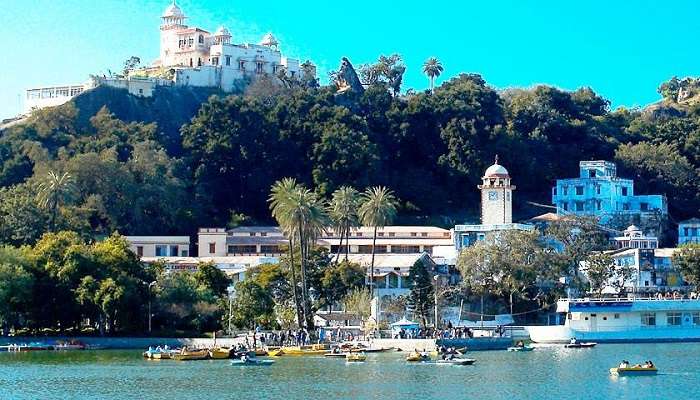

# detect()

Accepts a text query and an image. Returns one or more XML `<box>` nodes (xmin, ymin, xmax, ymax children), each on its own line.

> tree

<box><xmin>343</xmin><ymin>287</ymin><xmax>372</xmax><ymax>323</ymax></box>
<box><xmin>193</xmin><ymin>262</ymin><xmax>231</xmax><ymax>298</ymax></box>
<box><xmin>546</xmin><ymin>216</ymin><xmax>610</xmax><ymax>290</ymax></box>
<box><xmin>0</xmin><ymin>183</ymin><xmax>49</xmax><ymax>245</ymax></box>
<box><xmin>583</xmin><ymin>252</ymin><xmax>633</xmax><ymax>296</ymax></box>
<box><xmin>327</xmin><ymin>186</ymin><xmax>360</xmax><ymax>261</ymax></box>
<box><xmin>229</xmin><ymin>280</ymin><xmax>275</xmax><ymax>329</ymax></box>
<box><xmin>0</xmin><ymin>247</ymin><xmax>34</xmax><ymax>335</ymax></box>
<box><xmin>358</xmin><ymin>186</ymin><xmax>398</xmax><ymax>301</ymax></box>
<box><xmin>422</xmin><ymin>57</ymin><xmax>443</xmax><ymax>93</ymax></box>
<box><xmin>37</xmin><ymin>170</ymin><xmax>74</xmax><ymax>231</ymax></box>
<box><xmin>673</xmin><ymin>244</ymin><xmax>700</xmax><ymax>289</ymax></box>
<box><xmin>268</xmin><ymin>179</ymin><xmax>328</xmax><ymax>330</ymax></box>
<box><xmin>359</xmin><ymin>54</ymin><xmax>406</xmax><ymax>96</ymax></box>
<box><xmin>123</xmin><ymin>56</ymin><xmax>141</xmax><ymax>76</ymax></box>
<box><xmin>319</xmin><ymin>260</ymin><xmax>365</xmax><ymax>311</ymax></box>
<box><xmin>407</xmin><ymin>258</ymin><xmax>434</xmax><ymax>328</ymax></box>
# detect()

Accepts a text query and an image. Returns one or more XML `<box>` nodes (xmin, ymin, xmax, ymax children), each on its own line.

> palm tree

<box><xmin>269</xmin><ymin>179</ymin><xmax>328</xmax><ymax>329</ymax></box>
<box><xmin>327</xmin><ymin>186</ymin><xmax>360</xmax><ymax>262</ymax></box>
<box><xmin>358</xmin><ymin>187</ymin><xmax>398</xmax><ymax>304</ymax></box>
<box><xmin>37</xmin><ymin>170</ymin><xmax>74</xmax><ymax>231</ymax></box>
<box><xmin>269</xmin><ymin>178</ymin><xmax>304</xmax><ymax>326</ymax></box>
<box><xmin>422</xmin><ymin>57</ymin><xmax>443</xmax><ymax>93</ymax></box>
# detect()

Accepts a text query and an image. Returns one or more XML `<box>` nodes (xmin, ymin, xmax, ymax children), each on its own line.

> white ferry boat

<box><xmin>526</xmin><ymin>297</ymin><xmax>700</xmax><ymax>343</ymax></box>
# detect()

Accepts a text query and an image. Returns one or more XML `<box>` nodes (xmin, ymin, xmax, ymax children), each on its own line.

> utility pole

<box><xmin>148</xmin><ymin>281</ymin><xmax>156</xmax><ymax>334</ymax></box>
<box><xmin>433</xmin><ymin>275</ymin><xmax>439</xmax><ymax>330</ymax></box>
<box><xmin>227</xmin><ymin>285</ymin><xmax>236</xmax><ymax>336</ymax></box>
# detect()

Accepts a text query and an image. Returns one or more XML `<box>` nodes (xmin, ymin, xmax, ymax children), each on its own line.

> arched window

<box><xmin>198</xmin><ymin>35</ymin><xmax>204</xmax><ymax>44</ymax></box>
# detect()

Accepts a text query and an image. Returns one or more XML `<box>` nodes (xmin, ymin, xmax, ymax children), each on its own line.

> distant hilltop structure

<box><xmin>23</xmin><ymin>1</ymin><xmax>316</xmax><ymax>114</ymax></box>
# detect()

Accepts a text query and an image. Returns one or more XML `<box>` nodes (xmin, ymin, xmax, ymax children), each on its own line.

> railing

<box><xmin>562</xmin><ymin>296</ymin><xmax>700</xmax><ymax>303</ymax></box>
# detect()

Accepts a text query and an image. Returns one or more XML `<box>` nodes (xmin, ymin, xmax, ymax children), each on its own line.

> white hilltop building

<box><xmin>23</xmin><ymin>1</ymin><xmax>315</xmax><ymax>114</ymax></box>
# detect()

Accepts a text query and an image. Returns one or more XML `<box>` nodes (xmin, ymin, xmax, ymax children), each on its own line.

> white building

<box><xmin>197</xmin><ymin>226</ymin><xmax>454</xmax><ymax>257</ymax></box>
<box><xmin>610</xmin><ymin>225</ymin><xmax>659</xmax><ymax>250</ymax></box>
<box><xmin>140</xmin><ymin>255</ymin><xmax>279</xmax><ymax>282</ymax></box>
<box><xmin>125</xmin><ymin>236</ymin><xmax>190</xmax><ymax>257</ymax></box>
<box><xmin>454</xmin><ymin>157</ymin><xmax>534</xmax><ymax>250</ymax></box>
<box><xmin>151</xmin><ymin>2</ymin><xmax>313</xmax><ymax>92</ymax></box>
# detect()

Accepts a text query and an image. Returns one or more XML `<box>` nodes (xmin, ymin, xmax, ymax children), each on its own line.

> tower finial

<box><xmin>494</xmin><ymin>154</ymin><xmax>499</xmax><ymax>165</ymax></box>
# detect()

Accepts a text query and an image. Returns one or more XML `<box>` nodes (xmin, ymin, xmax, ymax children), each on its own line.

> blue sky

<box><xmin>2</xmin><ymin>0</ymin><xmax>699</xmax><ymax>120</ymax></box>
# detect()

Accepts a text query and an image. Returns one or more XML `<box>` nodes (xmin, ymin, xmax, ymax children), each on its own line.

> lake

<box><xmin>1</xmin><ymin>343</ymin><xmax>698</xmax><ymax>399</ymax></box>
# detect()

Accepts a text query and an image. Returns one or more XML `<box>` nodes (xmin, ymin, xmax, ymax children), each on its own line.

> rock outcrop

<box><xmin>334</xmin><ymin>57</ymin><xmax>364</xmax><ymax>95</ymax></box>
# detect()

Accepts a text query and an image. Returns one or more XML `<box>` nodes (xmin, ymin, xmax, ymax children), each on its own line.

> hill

<box><xmin>1</xmin><ymin>68</ymin><xmax>698</xmax><ymax>246</ymax></box>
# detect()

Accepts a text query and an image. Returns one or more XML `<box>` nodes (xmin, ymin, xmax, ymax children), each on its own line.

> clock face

<box><xmin>488</xmin><ymin>191</ymin><xmax>498</xmax><ymax>201</ymax></box>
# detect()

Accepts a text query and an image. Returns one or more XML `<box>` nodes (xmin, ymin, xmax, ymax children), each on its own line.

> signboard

<box><xmin>569</xmin><ymin>301</ymin><xmax>633</xmax><ymax>311</ymax></box>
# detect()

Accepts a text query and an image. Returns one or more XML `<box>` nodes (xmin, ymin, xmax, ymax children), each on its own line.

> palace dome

<box><xmin>214</xmin><ymin>26</ymin><xmax>231</xmax><ymax>37</ymax></box>
<box><xmin>484</xmin><ymin>157</ymin><xmax>509</xmax><ymax>177</ymax></box>
<box><xmin>162</xmin><ymin>2</ymin><xmax>184</xmax><ymax>18</ymax></box>
<box><xmin>260</xmin><ymin>33</ymin><xmax>279</xmax><ymax>47</ymax></box>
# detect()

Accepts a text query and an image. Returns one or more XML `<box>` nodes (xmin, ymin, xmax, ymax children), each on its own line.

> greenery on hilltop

<box><xmin>1</xmin><ymin>59</ymin><xmax>700</xmax><ymax>248</ymax></box>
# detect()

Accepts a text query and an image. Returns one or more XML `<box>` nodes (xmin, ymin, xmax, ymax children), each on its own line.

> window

<box><xmin>169</xmin><ymin>245</ymin><xmax>178</xmax><ymax>256</ymax></box>
<box><xmin>378</xmin><ymin>232</ymin><xmax>385</xmax><ymax>237</ymax></box>
<box><xmin>189</xmin><ymin>58</ymin><xmax>193</xmax><ymax>67</ymax></box>
<box><xmin>225</xmin><ymin>56</ymin><xmax>231</xmax><ymax>66</ymax></box>
<box><xmin>641</xmin><ymin>312</ymin><xmax>656</xmax><ymax>326</ymax></box>
<box><xmin>181</xmin><ymin>250</ymin><xmax>189</xmax><ymax>257</ymax></box>
<box><xmin>693</xmin><ymin>312</ymin><xmax>700</xmax><ymax>325</ymax></box>
<box><xmin>136</xmin><ymin>246</ymin><xmax>144</xmax><ymax>257</ymax></box>
<box><xmin>358</xmin><ymin>245</ymin><xmax>373</xmax><ymax>254</ymax></box>
<box><xmin>596</xmin><ymin>185</ymin><xmax>601</xmax><ymax>195</ymax></box>
<box><xmin>211</xmin><ymin>57</ymin><xmax>219</xmax><ymax>66</ymax></box>
<box><xmin>562</xmin><ymin>203</ymin><xmax>568</xmax><ymax>211</ymax></box>
<box><xmin>621</xmin><ymin>187</ymin><xmax>628</xmax><ymax>196</ymax></box>
<box><xmin>622</xmin><ymin>203</ymin><xmax>630</xmax><ymax>211</ymax></box>
<box><xmin>256</xmin><ymin>62</ymin><xmax>263</xmax><ymax>74</ymax></box>
<box><xmin>552</xmin><ymin>187</ymin><xmax>557</xmax><ymax>196</ymax></box>
<box><xmin>249</xmin><ymin>232</ymin><xmax>256</xmax><ymax>237</ymax></box>
<box><xmin>261</xmin><ymin>232</ymin><xmax>267</xmax><ymax>237</ymax></box>
<box><xmin>575</xmin><ymin>202</ymin><xmax>584</xmax><ymax>212</ymax></box>
<box><xmin>562</xmin><ymin>186</ymin><xmax>568</xmax><ymax>196</ymax></box>
<box><xmin>640</xmin><ymin>203</ymin><xmax>648</xmax><ymax>211</ymax></box>
<box><xmin>356</xmin><ymin>232</ymin><xmax>363</xmax><ymax>237</ymax></box>
<box><xmin>596</xmin><ymin>200</ymin><xmax>602</xmax><ymax>211</ymax></box>
<box><xmin>155</xmin><ymin>245</ymin><xmax>168</xmax><ymax>257</ymax></box>
<box><xmin>388</xmin><ymin>274</ymin><xmax>399</xmax><ymax>289</ymax></box>
<box><xmin>198</xmin><ymin>34</ymin><xmax>204</xmax><ymax>44</ymax></box>
<box><xmin>589</xmin><ymin>169</ymin><xmax>596</xmax><ymax>178</ymax></box>
<box><xmin>575</xmin><ymin>186</ymin><xmax>584</xmax><ymax>195</ymax></box>
<box><xmin>239</xmin><ymin>60</ymin><xmax>245</xmax><ymax>70</ymax></box>
<box><xmin>392</xmin><ymin>245</ymin><xmax>420</xmax><ymax>254</ymax></box>
<box><xmin>614</xmin><ymin>313</ymin><xmax>620</xmax><ymax>319</ymax></box>
<box><xmin>188</xmin><ymin>38</ymin><xmax>194</xmax><ymax>46</ymax></box>
<box><xmin>209</xmin><ymin>243</ymin><xmax>216</xmax><ymax>254</ymax></box>
<box><xmin>411</xmin><ymin>233</ymin><xmax>417</xmax><ymax>237</ymax></box>
<box><xmin>667</xmin><ymin>312</ymin><xmax>682</xmax><ymax>326</ymax></box>
<box><xmin>229</xmin><ymin>245</ymin><xmax>256</xmax><ymax>254</ymax></box>
<box><xmin>421</xmin><ymin>232</ymin><xmax>428</xmax><ymax>237</ymax></box>
<box><xmin>389</xmin><ymin>232</ymin><xmax>395</xmax><ymax>237</ymax></box>
<box><xmin>443</xmin><ymin>232</ymin><xmax>450</xmax><ymax>238</ymax></box>
<box><xmin>260</xmin><ymin>245</ymin><xmax>279</xmax><ymax>253</ymax></box>
<box><xmin>197</xmin><ymin>58</ymin><xmax>202</xmax><ymax>67</ymax></box>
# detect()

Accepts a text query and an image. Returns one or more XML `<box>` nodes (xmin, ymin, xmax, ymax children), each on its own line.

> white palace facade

<box><xmin>23</xmin><ymin>1</ymin><xmax>315</xmax><ymax>113</ymax></box>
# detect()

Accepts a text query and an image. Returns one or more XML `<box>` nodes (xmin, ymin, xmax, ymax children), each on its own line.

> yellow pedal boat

<box><xmin>406</xmin><ymin>352</ymin><xmax>431</xmax><ymax>362</ymax></box>
<box><xmin>346</xmin><ymin>352</ymin><xmax>367</xmax><ymax>362</ymax></box>
<box><xmin>268</xmin><ymin>348</ymin><xmax>285</xmax><ymax>357</ymax></box>
<box><xmin>279</xmin><ymin>346</ymin><xmax>328</xmax><ymax>356</ymax></box>
<box><xmin>209</xmin><ymin>348</ymin><xmax>231</xmax><ymax>359</ymax></box>
<box><xmin>172</xmin><ymin>349</ymin><xmax>209</xmax><ymax>361</ymax></box>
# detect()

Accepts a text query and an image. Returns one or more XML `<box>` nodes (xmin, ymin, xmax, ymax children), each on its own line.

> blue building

<box><xmin>679</xmin><ymin>218</ymin><xmax>700</xmax><ymax>245</ymax></box>
<box><xmin>551</xmin><ymin>161</ymin><xmax>667</xmax><ymax>224</ymax></box>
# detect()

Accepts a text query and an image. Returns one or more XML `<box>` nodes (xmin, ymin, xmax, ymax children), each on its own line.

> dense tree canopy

<box><xmin>1</xmin><ymin>67</ymin><xmax>699</xmax><ymax>245</ymax></box>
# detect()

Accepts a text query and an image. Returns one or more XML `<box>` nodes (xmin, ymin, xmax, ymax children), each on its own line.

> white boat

<box><xmin>526</xmin><ymin>297</ymin><xmax>700</xmax><ymax>343</ymax></box>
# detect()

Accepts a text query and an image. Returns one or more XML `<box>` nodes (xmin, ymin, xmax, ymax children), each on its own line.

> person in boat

<box><xmin>644</xmin><ymin>360</ymin><xmax>655</xmax><ymax>368</ymax></box>
<box><xmin>515</xmin><ymin>340</ymin><xmax>525</xmax><ymax>348</ymax></box>
<box><xmin>619</xmin><ymin>360</ymin><xmax>629</xmax><ymax>368</ymax></box>
<box><xmin>569</xmin><ymin>337</ymin><xmax>578</xmax><ymax>345</ymax></box>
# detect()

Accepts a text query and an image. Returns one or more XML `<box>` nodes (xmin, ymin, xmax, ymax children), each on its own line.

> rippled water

<box><xmin>1</xmin><ymin>343</ymin><xmax>698</xmax><ymax>399</ymax></box>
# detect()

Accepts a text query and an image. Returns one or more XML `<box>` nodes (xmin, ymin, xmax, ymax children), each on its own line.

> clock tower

<box><xmin>478</xmin><ymin>156</ymin><xmax>515</xmax><ymax>225</ymax></box>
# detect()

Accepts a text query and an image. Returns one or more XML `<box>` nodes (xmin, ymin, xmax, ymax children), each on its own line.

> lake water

<box><xmin>1</xmin><ymin>343</ymin><xmax>698</xmax><ymax>400</ymax></box>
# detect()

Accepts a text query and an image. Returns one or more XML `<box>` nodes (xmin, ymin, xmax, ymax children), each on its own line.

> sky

<box><xmin>1</xmin><ymin>0</ymin><xmax>699</xmax><ymax>120</ymax></box>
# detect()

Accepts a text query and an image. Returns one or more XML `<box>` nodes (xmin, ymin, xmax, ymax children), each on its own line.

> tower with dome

<box><xmin>453</xmin><ymin>156</ymin><xmax>533</xmax><ymax>250</ymax></box>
